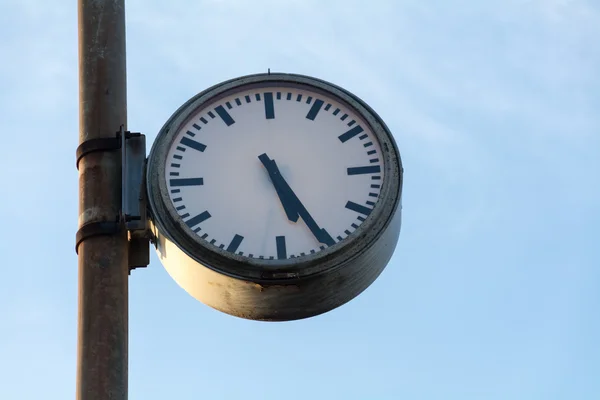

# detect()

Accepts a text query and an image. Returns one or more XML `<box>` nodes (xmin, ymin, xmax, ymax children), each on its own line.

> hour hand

<box><xmin>258</xmin><ymin>153</ymin><xmax>299</xmax><ymax>222</ymax></box>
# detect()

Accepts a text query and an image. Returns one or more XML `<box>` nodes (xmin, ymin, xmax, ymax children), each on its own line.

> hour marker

<box><xmin>180</xmin><ymin>137</ymin><xmax>207</xmax><ymax>152</ymax></box>
<box><xmin>357</xmin><ymin>216</ymin><xmax>366</xmax><ymax>222</ymax></box>
<box><xmin>173</xmin><ymin>197</ymin><xmax>183</xmax><ymax>202</ymax></box>
<box><xmin>369</xmin><ymin>158</ymin><xmax>379</xmax><ymax>163</ymax></box>
<box><xmin>371</xmin><ymin>184</ymin><xmax>381</xmax><ymax>189</ymax></box>
<box><xmin>366</xmin><ymin>201</ymin><xmax>376</xmax><ymax>206</ymax></box>
<box><xmin>185</xmin><ymin>130</ymin><xmax>195</xmax><ymax>137</ymax></box>
<box><xmin>176</xmin><ymin>146</ymin><xmax>185</xmax><ymax>152</ymax></box>
<box><xmin>215</xmin><ymin>105</ymin><xmax>235</xmax><ymax>126</ymax></box>
<box><xmin>347</xmin><ymin>165</ymin><xmax>381</xmax><ymax>175</ymax></box>
<box><xmin>200</xmin><ymin>117</ymin><xmax>208</xmax><ymax>124</ymax></box>
<box><xmin>344</xmin><ymin>229</ymin><xmax>351</xmax><ymax>235</ymax></box>
<box><xmin>192</xmin><ymin>123</ymin><xmax>201</xmax><ymax>130</ymax></box>
<box><xmin>173</xmin><ymin>155</ymin><xmax>183</xmax><ymax>160</ymax></box>
<box><xmin>306</xmin><ymin>96</ymin><xmax>313</xmax><ymax>104</ymax></box>
<box><xmin>226</xmin><ymin>234</ymin><xmax>244</xmax><ymax>253</ymax></box>
<box><xmin>193</xmin><ymin>227</ymin><xmax>201</xmax><ymax>233</ymax></box>
<box><xmin>333</xmin><ymin>108</ymin><xmax>340</xmax><ymax>115</ymax></box>
<box><xmin>207</xmin><ymin>111</ymin><xmax>216</xmax><ymax>119</ymax></box>
<box><xmin>169</xmin><ymin>172</ymin><xmax>179</xmax><ymax>176</ymax></box>
<box><xmin>359</xmin><ymin>134</ymin><xmax>368</xmax><ymax>140</ymax></box>
<box><xmin>276</xmin><ymin>236</ymin><xmax>287</xmax><ymax>259</ymax></box>
<box><xmin>201</xmin><ymin>233</ymin><xmax>209</xmax><ymax>239</ymax></box>
<box><xmin>176</xmin><ymin>205</ymin><xmax>186</xmax><ymax>211</ymax></box>
<box><xmin>171</xmin><ymin>189</ymin><xmax>181</xmax><ymax>194</ymax></box>
<box><xmin>185</xmin><ymin>211</ymin><xmax>211</xmax><ymax>228</ymax></box>
<box><xmin>276</xmin><ymin>92</ymin><xmax>281</xmax><ymax>100</ymax></box>
<box><xmin>338</xmin><ymin>126</ymin><xmax>364</xmax><ymax>143</ymax></box>
<box><xmin>368</xmin><ymin>192</ymin><xmax>379</xmax><ymax>198</ymax></box>
<box><xmin>348</xmin><ymin>120</ymin><xmax>356</xmax><ymax>127</ymax></box>
<box><xmin>170</xmin><ymin>178</ymin><xmax>204</xmax><ymax>187</ymax></box>
<box><xmin>264</xmin><ymin>92</ymin><xmax>275</xmax><ymax>119</ymax></box>
<box><xmin>340</xmin><ymin>114</ymin><xmax>348</xmax><ymax>121</ymax></box>
<box><xmin>363</xmin><ymin>142</ymin><xmax>373</xmax><ymax>148</ymax></box>
<box><xmin>367</xmin><ymin>150</ymin><xmax>377</xmax><ymax>155</ymax></box>
<box><xmin>286</xmin><ymin>93</ymin><xmax>292</xmax><ymax>100</ymax></box>
<box><xmin>306</xmin><ymin>99</ymin><xmax>324</xmax><ymax>120</ymax></box>
<box><xmin>171</xmin><ymin>163</ymin><xmax>180</xmax><ymax>168</ymax></box>
<box><xmin>324</xmin><ymin>104</ymin><xmax>332</xmax><ymax>111</ymax></box>
<box><xmin>345</xmin><ymin>201</ymin><xmax>372</xmax><ymax>216</ymax></box>
<box><xmin>351</xmin><ymin>223</ymin><xmax>359</xmax><ymax>229</ymax></box>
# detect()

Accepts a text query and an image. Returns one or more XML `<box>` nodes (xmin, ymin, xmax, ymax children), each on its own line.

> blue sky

<box><xmin>1</xmin><ymin>0</ymin><xmax>599</xmax><ymax>399</ymax></box>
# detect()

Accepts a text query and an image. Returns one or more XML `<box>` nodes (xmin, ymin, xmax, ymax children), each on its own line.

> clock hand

<box><xmin>258</xmin><ymin>153</ymin><xmax>300</xmax><ymax>223</ymax></box>
<box><xmin>258</xmin><ymin>153</ymin><xmax>336</xmax><ymax>247</ymax></box>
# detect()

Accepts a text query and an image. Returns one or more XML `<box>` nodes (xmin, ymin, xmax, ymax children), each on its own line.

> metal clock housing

<box><xmin>146</xmin><ymin>72</ymin><xmax>403</xmax><ymax>321</ymax></box>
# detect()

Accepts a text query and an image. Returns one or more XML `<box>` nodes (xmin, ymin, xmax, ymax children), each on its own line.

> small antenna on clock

<box><xmin>268</xmin><ymin>68</ymin><xmax>271</xmax><ymax>75</ymax></box>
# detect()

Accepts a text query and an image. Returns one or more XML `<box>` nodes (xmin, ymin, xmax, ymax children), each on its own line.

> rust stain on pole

<box><xmin>77</xmin><ymin>0</ymin><xmax>128</xmax><ymax>399</ymax></box>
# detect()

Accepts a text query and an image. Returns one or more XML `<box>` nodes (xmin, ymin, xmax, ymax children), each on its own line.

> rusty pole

<box><xmin>77</xmin><ymin>0</ymin><xmax>128</xmax><ymax>399</ymax></box>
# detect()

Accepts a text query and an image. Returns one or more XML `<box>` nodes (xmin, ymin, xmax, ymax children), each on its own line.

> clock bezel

<box><xmin>146</xmin><ymin>72</ymin><xmax>403</xmax><ymax>282</ymax></box>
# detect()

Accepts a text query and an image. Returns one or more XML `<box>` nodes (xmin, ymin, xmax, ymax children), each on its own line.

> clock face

<box><xmin>162</xmin><ymin>83</ymin><xmax>386</xmax><ymax>261</ymax></box>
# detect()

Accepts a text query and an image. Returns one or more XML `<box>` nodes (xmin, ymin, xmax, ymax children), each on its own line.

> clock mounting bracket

<box><xmin>75</xmin><ymin>125</ymin><xmax>150</xmax><ymax>272</ymax></box>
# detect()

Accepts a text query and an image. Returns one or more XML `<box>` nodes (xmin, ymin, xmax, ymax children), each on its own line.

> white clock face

<box><xmin>164</xmin><ymin>85</ymin><xmax>385</xmax><ymax>260</ymax></box>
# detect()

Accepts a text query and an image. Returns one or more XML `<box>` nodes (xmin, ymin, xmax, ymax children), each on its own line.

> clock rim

<box><xmin>146</xmin><ymin>72</ymin><xmax>403</xmax><ymax>282</ymax></box>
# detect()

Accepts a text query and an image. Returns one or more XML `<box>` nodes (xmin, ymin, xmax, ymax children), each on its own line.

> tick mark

<box><xmin>255</xmin><ymin>93</ymin><xmax>261</xmax><ymax>101</ymax></box>
<box><xmin>245</xmin><ymin>95</ymin><xmax>251</xmax><ymax>103</ymax></box>
<box><xmin>264</xmin><ymin>92</ymin><xmax>275</xmax><ymax>119</ymax></box>
<box><xmin>226</xmin><ymin>234</ymin><xmax>244</xmax><ymax>253</ymax></box>
<box><xmin>180</xmin><ymin>137</ymin><xmax>207</xmax><ymax>152</ymax></box>
<box><xmin>367</xmin><ymin>150</ymin><xmax>377</xmax><ymax>155</ymax></box>
<box><xmin>186</xmin><ymin>211</ymin><xmax>211</xmax><ymax>228</ymax></box>
<box><xmin>192</xmin><ymin>123</ymin><xmax>201</xmax><ymax>130</ymax></box>
<box><xmin>235</xmin><ymin>98</ymin><xmax>242</xmax><ymax>106</ymax></box>
<box><xmin>347</xmin><ymin>165</ymin><xmax>381</xmax><ymax>175</ymax></box>
<box><xmin>296</xmin><ymin>94</ymin><xmax>302</xmax><ymax>102</ymax></box>
<box><xmin>186</xmin><ymin>130</ymin><xmax>196</xmax><ymax>137</ymax></box>
<box><xmin>276</xmin><ymin>236</ymin><xmax>287</xmax><ymax>259</ymax></box>
<box><xmin>207</xmin><ymin>111</ymin><xmax>216</xmax><ymax>119</ymax></box>
<box><xmin>215</xmin><ymin>105</ymin><xmax>235</xmax><ymax>126</ymax></box>
<box><xmin>200</xmin><ymin>117</ymin><xmax>208</xmax><ymax>124</ymax></box>
<box><xmin>345</xmin><ymin>201</ymin><xmax>372</xmax><ymax>216</ymax></box>
<box><xmin>306</xmin><ymin>99</ymin><xmax>324</xmax><ymax>120</ymax></box>
<box><xmin>363</xmin><ymin>142</ymin><xmax>373</xmax><ymax>148</ymax></box>
<box><xmin>170</xmin><ymin>178</ymin><xmax>204</xmax><ymax>187</ymax></box>
<box><xmin>226</xmin><ymin>101</ymin><xmax>233</xmax><ymax>109</ymax></box>
<box><xmin>338</xmin><ymin>126</ymin><xmax>364</xmax><ymax>143</ymax></box>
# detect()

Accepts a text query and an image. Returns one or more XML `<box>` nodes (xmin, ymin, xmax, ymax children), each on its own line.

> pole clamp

<box><xmin>75</xmin><ymin>219</ymin><xmax>123</xmax><ymax>254</ymax></box>
<box><xmin>76</xmin><ymin>136</ymin><xmax>121</xmax><ymax>170</ymax></box>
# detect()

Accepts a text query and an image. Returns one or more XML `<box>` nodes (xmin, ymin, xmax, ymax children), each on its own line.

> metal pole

<box><xmin>77</xmin><ymin>0</ymin><xmax>128</xmax><ymax>399</ymax></box>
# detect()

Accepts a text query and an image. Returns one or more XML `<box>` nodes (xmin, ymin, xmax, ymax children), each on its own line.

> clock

<box><xmin>146</xmin><ymin>73</ymin><xmax>403</xmax><ymax>321</ymax></box>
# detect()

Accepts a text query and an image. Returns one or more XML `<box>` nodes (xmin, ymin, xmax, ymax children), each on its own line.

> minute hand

<box><xmin>258</xmin><ymin>154</ymin><xmax>335</xmax><ymax>247</ymax></box>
